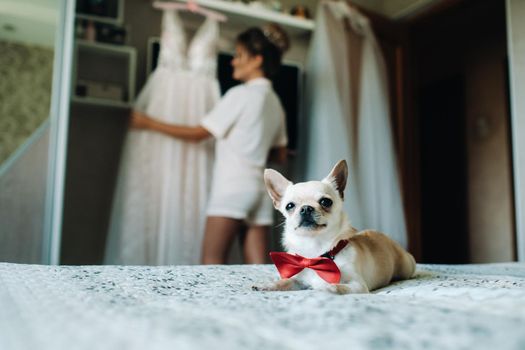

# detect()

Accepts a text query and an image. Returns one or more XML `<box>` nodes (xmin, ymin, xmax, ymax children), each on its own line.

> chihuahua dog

<box><xmin>253</xmin><ymin>160</ymin><xmax>415</xmax><ymax>294</ymax></box>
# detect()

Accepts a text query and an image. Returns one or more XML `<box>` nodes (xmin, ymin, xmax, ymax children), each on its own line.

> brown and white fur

<box><xmin>253</xmin><ymin>160</ymin><xmax>416</xmax><ymax>294</ymax></box>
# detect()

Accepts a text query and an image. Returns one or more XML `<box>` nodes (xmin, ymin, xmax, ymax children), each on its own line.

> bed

<box><xmin>1</xmin><ymin>262</ymin><xmax>525</xmax><ymax>349</ymax></box>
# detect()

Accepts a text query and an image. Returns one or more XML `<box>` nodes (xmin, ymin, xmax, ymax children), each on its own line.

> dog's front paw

<box><xmin>251</xmin><ymin>282</ymin><xmax>276</xmax><ymax>291</ymax></box>
<box><xmin>325</xmin><ymin>284</ymin><xmax>352</xmax><ymax>295</ymax></box>
<box><xmin>252</xmin><ymin>278</ymin><xmax>299</xmax><ymax>292</ymax></box>
<box><xmin>325</xmin><ymin>282</ymin><xmax>369</xmax><ymax>295</ymax></box>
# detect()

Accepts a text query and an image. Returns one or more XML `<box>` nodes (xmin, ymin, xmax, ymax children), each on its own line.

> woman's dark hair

<box><xmin>236</xmin><ymin>24</ymin><xmax>290</xmax><ymax>78</ymax></box>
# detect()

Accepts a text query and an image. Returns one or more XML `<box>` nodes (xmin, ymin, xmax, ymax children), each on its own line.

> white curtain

<box><xmin>302</xmin><ymin>1</ymin><xmax>407</xmax><ymax>247</ymax></box>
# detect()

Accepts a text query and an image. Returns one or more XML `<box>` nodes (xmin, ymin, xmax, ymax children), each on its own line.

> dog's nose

<box><xmin>300</xmin><ymin>205</ymin><xmax>314</xmax><ymax>216</ymax></box>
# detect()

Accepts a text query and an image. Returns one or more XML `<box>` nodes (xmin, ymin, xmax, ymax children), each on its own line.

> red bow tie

<box><xmin>269</xmin><ymin>240</ymin><xmax>349</xmax><ymax>284</ymax></box>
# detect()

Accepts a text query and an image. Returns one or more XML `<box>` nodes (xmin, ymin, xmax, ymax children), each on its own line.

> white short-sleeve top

<box><xmin>202</xmin><ymin>77</ymin><xmax>287</xmax><ymax>184</ymax></box>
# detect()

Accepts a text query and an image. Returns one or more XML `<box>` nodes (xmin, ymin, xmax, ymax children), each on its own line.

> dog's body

<box><xmin>255</xmin><ymin>160</ymin><xmax>415</xmax><ymax>294</ymax></box>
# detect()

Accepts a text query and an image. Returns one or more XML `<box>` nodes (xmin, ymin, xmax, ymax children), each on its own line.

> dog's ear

<box><xmin>323</xmin><ymin>160</ymin><xmax>348</xmax><ymax>199</ymax></box>
<box><xmin>264</xmin><ymin>169</ymin><xmax>292</xmax><ymax>209</ymax></box>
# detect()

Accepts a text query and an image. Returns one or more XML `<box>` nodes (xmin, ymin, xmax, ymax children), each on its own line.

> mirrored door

<box><xmin>0</xmin><ymin>0</ymin><xmax>75</xmax><ymax>264</ymax></box>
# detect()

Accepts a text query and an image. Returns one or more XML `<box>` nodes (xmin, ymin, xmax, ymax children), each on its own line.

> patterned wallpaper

<box><xmin>0</xmin><ymin>40</ymin><xmax>54</xmax><ymax>164</ymax></box>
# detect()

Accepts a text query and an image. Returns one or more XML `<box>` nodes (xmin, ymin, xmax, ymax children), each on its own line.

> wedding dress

<box><xmin>302</xmin><ymin>2</ymin><xmax>408</xmax><ymax>248</ymax></box>
<box><xmin>105</xmin><ymin>10</ymin><xmax>220</xmax><ymax>265</ymax></box>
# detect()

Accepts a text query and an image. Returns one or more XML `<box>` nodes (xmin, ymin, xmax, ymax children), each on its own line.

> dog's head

<box><xmin>264</xmin><ymin>160</ymin><xmax>348</xmax><ymax>237</ymax></box>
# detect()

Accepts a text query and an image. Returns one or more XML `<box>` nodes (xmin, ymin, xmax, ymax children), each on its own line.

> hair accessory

<box><xmin>262</xmin><ymin>23</ymin><xmax>290</xmax><ymax>54</ymax></box>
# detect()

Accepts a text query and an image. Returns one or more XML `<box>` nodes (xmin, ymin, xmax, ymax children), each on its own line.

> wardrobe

<box><xmin>61</xmin><ymin>0</ymin><xmax>312</xmax><ymax>264</ymax></box>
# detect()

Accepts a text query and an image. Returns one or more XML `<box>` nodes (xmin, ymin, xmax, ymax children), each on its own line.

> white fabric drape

<box><xmin>303</xmin><ymin>1</ymin><xmax>407</xmax><ymax>247</ymax></box>
<box><xmin>105</xmin><ymin>11</ymin><xmax>219</xmax><ymax>265</ymax></box>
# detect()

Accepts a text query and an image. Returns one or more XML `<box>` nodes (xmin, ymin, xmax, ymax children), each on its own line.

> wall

<box><xmin>465</xmin><ymin>21</ymin><xmax>514</xmax><ymax>263</ymax></box>
<box><xmin>507</xmin><ymin>0</ymin><xmax>525</xmax><ymax>262</ymax></box>
<box><xmin>0</xmin><ymin>41</ymin><xmax>53</xmax><ymax>164</ymax></box>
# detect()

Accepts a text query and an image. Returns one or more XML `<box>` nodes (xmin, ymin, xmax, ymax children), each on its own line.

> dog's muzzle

<box><xmin>298</xmin><ymin>205</ymin><xmax>318</xmax><ymax>228</ymax></box>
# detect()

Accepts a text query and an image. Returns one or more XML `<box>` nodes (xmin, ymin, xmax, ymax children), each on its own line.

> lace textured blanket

<box><xmin>1</xmin><ymin>262</ymin><xmax>524</xmax><ymax>349</ymax></box>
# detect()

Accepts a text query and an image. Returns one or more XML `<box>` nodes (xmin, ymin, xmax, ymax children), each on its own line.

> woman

<box><xmin>131</xmin><ymin>24</ymin><xmax>290</xmax><ymax>264</ymax></box>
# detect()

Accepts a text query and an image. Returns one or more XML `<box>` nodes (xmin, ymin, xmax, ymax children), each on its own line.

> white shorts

<box><xmin>206</xmin><ymin>181</ymin><xmax>274</xmax><ymax>226</ymax></box>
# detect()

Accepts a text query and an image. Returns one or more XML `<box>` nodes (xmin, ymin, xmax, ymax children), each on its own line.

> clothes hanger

<box><xmin>153</xmin><ymin>0</ymin><xmax>228</xmax><ymax>22</ymax></box>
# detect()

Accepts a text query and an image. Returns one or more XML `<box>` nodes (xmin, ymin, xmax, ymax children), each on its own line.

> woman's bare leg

<box><xmin>243</xmin><ymin>225</ymin><xmax>270</xmax><ymax>264</ymax></box>
<box><xmin>201</xmin><ymin>216</ymin><xmax>244</xmax><ymax>264</ymax></box>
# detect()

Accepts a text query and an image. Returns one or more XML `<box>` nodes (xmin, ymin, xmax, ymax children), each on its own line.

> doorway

<box><xmin>419</xmin><ymin>76</ymin><xmax>469</xmax><ymax>263</ymax></box>
<box><xmin>410</xmin><ymin>0</ymin><xmax>514</xmax><ymax>263</ymax></box>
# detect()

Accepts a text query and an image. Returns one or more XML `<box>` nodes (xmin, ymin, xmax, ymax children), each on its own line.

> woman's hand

<box><xmin>130</xmin><ymin>110</ymin><xmax>152</xmax><ymax>130</ymax></box>
<box><xmin>128</xmin><ymin>110</ymin><xmax>212</xmax><ymax>141</ymax></box>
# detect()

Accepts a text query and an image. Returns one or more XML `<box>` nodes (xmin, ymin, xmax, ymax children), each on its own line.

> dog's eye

<box><xmin>319</xmin><ymin>198</ymin><xmax>333</xmax><ymax>208</ymax></box>
<box><xmin>285</xmin><ymin>202</ymin><xmax>295</xmax><ymax>211</ymax></box>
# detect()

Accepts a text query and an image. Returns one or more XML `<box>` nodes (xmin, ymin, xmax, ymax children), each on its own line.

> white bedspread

<box><xmin>1</xmin><ymin>262</ymin><xmax>525</xmax><ymax>350</ymax></box>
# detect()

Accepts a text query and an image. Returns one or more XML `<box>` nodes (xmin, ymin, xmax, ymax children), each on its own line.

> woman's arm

<box><xmin>130</xmin><ymin>110</ymin><xmax>212</xmax><ymax>142</ymax></box>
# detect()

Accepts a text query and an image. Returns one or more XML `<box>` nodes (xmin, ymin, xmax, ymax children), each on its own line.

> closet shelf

<box><xmin>71</xmin><ymin>40</ymin><xmax>137</xmax><ymax>108</ymax></box>
<box><xmin>75</xmin><ymin>40</ymin><xmax>137</xmax><ymax>55</ymax></box>
<box><xmin>168</xmin><ymin>0</ymin><xmax>315</xmax><ymax>35</ymax></box>
<box><xmin>76</xmin><ymin>13</ymin><xmax>123</xmax><ymax>25</ymax></box>
<box><xmin>72</xmin><ymin>96</ymin><xmax>132</xmax><ymax>108</ymax></box>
